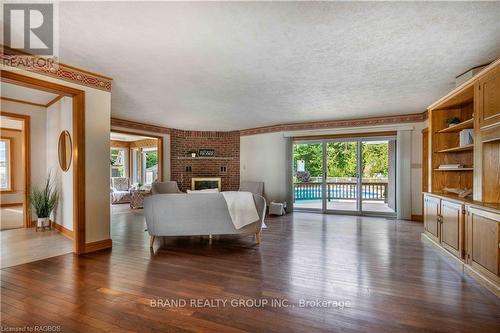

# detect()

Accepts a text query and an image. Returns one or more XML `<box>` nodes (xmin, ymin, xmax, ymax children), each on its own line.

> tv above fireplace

<box><xmin>191</xmin><ymin>177</ymin><xmax>221</xmax><ymax>191</ymax></box>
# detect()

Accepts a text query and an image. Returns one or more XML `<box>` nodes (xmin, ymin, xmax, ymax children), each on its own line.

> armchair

<box><xmin>111</xmin><ymin>177</ymin><xmax>132</xmax><ymax>203</ymax></box>
<box><xmin>151</xmin><ymin>181</ymin><xmax>182</xmax><ymax>194</ymax></box>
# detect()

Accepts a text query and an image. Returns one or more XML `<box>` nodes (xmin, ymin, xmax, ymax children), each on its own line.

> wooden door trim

<box><xmin>0</xmin><ymin>111</ymin><xmax>30</xmax><ymax>228</ymax></box>
<box><xmin>1</xmin><ymin>70</ymin><xmax>86</xmax><ymax>254</ymax></box>
<box><xmin>110</xmin><ymin>129</ymin><xmax>164</xmax><ymax>182</ymax></box>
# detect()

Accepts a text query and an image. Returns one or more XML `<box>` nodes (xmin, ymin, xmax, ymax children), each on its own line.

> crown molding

<box><xmin>240</xmin><ymin>112</ymin><xmax>427</xmax><ymax>136</ymax></box>
<box><xmin>110</xmin><ymin>112</ymin><xmax>427</xmax><ymax>137</ymax></box>
<box><xmin>111</xmin><ymin>117</ymin><xmax>171</xmax><ymax>134</ymax></box>
<box><xmin>1</xmin><ymin>45</ymin><xmax>112</xmax><ymax>92</ymax></box>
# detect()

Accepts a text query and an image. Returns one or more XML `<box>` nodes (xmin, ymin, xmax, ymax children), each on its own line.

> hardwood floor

<box><xmin>1</xmin><ymin>227</ymin><xmax>73</xmax><ymax>269</ymax></box>
<box><xmin>0</xmin><ymin>205</ymin><xmax>24</xmax><ymax>230</ymax></box>
<box><xmin>1</xmin><ymin>208</ymin><xmax>499</xmax><ymax>332</ymax></box>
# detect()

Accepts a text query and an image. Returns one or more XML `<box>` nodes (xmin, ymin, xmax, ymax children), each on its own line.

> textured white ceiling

<box><xmin>1</xmin><ymin>82</ymin><xmax>59</xmax><ymax>106</ymax></box>
<box><xmin>58</xmin><ymin>2</ymin><xmax>499</xmax><ymax>131</ymax></box>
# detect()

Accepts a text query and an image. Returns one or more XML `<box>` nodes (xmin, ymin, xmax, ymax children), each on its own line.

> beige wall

<box><xmin>1</xmin><ymin>66</ymin><xmax>112</xmax><ymax>244</ymax></box>
<box><xmin>0</xmin><ymin>128</ymin><xmax>24</xmax><ymax>204</ymax></box>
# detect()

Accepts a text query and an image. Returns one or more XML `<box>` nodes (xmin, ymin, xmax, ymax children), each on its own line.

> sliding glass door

<box><xmin>360</xmin><ymin>139</ymin><xmax>396</xmax><ymax>214</ymax></box>
<box><xmin>325</xmin><ymin>141</ymin><xmax>359</xmax><ymax>211</ymax></box>
<box><xmin>292</xmin><ymin>136</ymin><xmax>396</xmax><ymax>216</ymax></box>
<box><xmin>292</xmin><ymin>142</ymin><xmax>324</xmax><ymax>211</ymax></box>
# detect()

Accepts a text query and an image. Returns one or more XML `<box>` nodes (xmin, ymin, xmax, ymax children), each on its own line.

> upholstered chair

<box><xmin>151</xmin><ymin>181</ymin><xmax>182</xmax><ymax>194</ymax></box>
<box><xmin>111</xmin><ymin>177</ymin><xmax>132</xmax><ymax>203</ymax></box>
<box><xmin>239</xmin><ymin>181</ymin><xmax>264</xmax><ymax>197</ymax></box>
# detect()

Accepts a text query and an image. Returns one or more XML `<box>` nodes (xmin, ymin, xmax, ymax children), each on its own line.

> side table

<box><xmin>129</xmin><ymin>190</ymin><xmax>151</xmax><ymax>209</ymax></box>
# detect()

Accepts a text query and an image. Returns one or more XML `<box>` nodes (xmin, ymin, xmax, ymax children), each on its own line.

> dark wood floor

<box><xmin>1</xmin><ymin>208</ymin><xmax>499</xmax><ymax>332</ymax></box>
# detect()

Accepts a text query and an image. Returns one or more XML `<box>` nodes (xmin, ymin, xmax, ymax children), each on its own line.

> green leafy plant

<box><xmin>31</xmin><ymin>173</ymin><xmax>59</xmax><ymax>218</ymax></box>
<box><xmin>446</xmin><ymin>117</ymin><xmax>461</xmax><ymax>126</ymax></box>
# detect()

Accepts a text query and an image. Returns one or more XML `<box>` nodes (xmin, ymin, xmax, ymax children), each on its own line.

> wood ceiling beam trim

<box><xmin>1</xmin><ymin>96</ymin><xmax>46</xmax><ymax>108</ymax></box>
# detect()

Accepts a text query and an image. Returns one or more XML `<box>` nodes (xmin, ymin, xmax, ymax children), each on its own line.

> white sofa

<box><xmin>144</xmin><ymin>193</ymin><xmax>266</xmax><ymax>247</ymax></box>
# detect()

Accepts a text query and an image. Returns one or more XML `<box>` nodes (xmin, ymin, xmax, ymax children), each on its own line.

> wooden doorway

<box><xmin>0</xmin><ymin>112</ymin><xmax>30</xmax><ymax>230</ymax></box>
<box><xmin>1</xmin><ymin>70</ymin><xmax>86</xmax><ymax>254</ymax></box>
<box><xmin>110</xmin><ymin>129</ymin><xmax>164</xmax><ymax>183</ymax></box>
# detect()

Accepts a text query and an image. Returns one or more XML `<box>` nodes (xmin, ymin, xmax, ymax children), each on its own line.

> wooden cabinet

<box><xmin>466</xmin><ymin>207</ymin><xmax>500</xmax><ymax>283</ymax></box>
<box><xmin>440</xmin><ymin>200</ymin><xmax>464</xmax><ymax>259</ymax></box>
<box><xmin>424</xmin><ymin>195</ymin><xmax>440</xmax><ymax>243</ymax></box>
<box><xmin>477</xmin><ymin>65</ymin><xmax>500</xmax><ymax>130</ymax></box>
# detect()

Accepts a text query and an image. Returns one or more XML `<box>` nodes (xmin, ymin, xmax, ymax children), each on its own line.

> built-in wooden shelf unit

<box><xmin>436</xmin><ymin>144</ymin><xmax>474</xmax><ymax>153</ymax></box>
<box><xmin>423</xmin><ymin>59</ymin><xmax>500</xmax><ymax>297</ymax></box>
<box><xmin>433</xmin><ymin>168</ymin><xmax>474</xmax><ymax>172</ymax></box>
<box><xmin>428</xmin><ymin>58</ymin><xmax>500</xmax><ymax>201</ymax></box>
<box><xmin>437</xmin><ymin>118</ymin><xmax>474</xmax><ymax>133</ymax></box>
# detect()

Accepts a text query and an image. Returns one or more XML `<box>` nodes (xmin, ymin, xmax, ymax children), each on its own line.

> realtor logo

<box><xmin>4</xmin><ymin>3</ymin><xmax>54</xmax><ymax>55</ymax></box>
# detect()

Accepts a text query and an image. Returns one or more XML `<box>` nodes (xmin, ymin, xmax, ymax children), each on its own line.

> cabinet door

<box><xmin>424</xmin><ymin>195</ymin><xmax>440</xmax><ymax>242</ymax></box>
<box><xmin>478</xmin><ymin>65</ymin><xmax>500</xmax><ymax>129</ymax></box>
<box><xmin>467</xmin><ymin>207</ymin><xmax>500</xmax><ymax>282</ymax></box>
<box><xmin>440</xmin><ymin>200</ymin><xmax>464</xmax><ymax>259</ymax></box>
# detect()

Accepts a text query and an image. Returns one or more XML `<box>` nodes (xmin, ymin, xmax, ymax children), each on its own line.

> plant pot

<box><xmin>37</xmin><ymin>217</ymin><xmax>50</xmax><ymax>230</ymax></box>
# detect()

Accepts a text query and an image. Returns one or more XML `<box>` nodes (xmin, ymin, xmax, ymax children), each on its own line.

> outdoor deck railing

<box><xmin>294</xmin><ymin>182</ymin><xmax>388</xmax><ymax>201</ymax></box>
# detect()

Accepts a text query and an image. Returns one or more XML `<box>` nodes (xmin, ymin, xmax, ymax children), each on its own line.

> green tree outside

<box><xmin>293</xmin><ymin>142</ymin><xmax>389</xmax><ymax>181</ymax></box>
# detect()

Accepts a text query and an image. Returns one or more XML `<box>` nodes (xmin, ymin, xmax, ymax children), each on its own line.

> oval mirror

<box><xmin>58</xmin><ymin>130</ymin><xmax>72</xmax><ymax>171</ymax></box>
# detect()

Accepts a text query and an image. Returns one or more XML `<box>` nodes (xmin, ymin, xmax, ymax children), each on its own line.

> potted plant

<box><xmin>31</xmin><ymin>173</ymin><xmax>59</xmax><ymax>231</ymax></box>
<box><xmin>296</xmin><ymin>170</ymin><xmax>311</xmax><ymax>182</ymax></box>
<box><xmin>446</xmin><ymin>116</ymin><xmax>461</xmax><ymax>127</ymax></box>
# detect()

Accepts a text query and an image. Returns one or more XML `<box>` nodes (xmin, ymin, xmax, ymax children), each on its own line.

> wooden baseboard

<box><xmin>84</xmin><ymin>239</ymin><xmax>112</xmax><ymax>253</ymax></box>
<box><xmin>411</xmin><ymin>214</ymin><xmax>423</xmax><ymax>222</ymax></box>
<box><xmin>421</xmin><ymin>233</ymin><xmax>499</xmax><ymax>297</ymax></box>
<box><xmin>52</xmin><ymin>222</ymin><xmax>74</xmax><ymax>240</ymax></box>
<box><xmin>0</xmin><ymin>202</ymin><xmax>23</xmax><ymax>208</ymax></box>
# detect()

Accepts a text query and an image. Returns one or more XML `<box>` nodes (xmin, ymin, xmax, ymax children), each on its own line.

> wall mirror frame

<box><xmin>58</xmin><ymin>130</ymin><xmax>73</xmax><ymax>171</ymax></box>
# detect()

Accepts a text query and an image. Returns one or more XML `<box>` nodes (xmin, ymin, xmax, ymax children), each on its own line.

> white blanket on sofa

<box><xmin>221</xmin><ymin>191</ymin><xmax>260</xmax><ymax>229</ymax></box>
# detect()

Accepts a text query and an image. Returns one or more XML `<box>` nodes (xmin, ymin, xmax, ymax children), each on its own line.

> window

<box><xmin>142</xmin><ymin>149</ymin><xmax>158</xmax><ymax>184</ymax></box>
<box><xmin>110</xmin><ymin>148</ymin><xmax>126</xmax><ymax>178</ymax></box>
<box><xmin>0</xmin><ymin>139</ymin><xmax>12</xmax><ymax>191</ymax></box>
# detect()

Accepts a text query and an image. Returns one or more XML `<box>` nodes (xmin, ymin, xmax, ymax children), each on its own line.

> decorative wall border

<box><xmin>111</xmin><ymin>112</ymin><xmax>427</xmax><ymax>137</ymax></box>
<box><xmin>239</xmin><ymin>112</ymin><xmax>427</xmax><ymax>136</ymax></box>
<box><xmin>1</xmin><ymin>46</ymin><xmax>112</xmax><ymax>92</ymax></box>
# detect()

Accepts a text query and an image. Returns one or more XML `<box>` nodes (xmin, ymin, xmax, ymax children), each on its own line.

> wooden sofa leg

<box><xmin>150</xmin><ymin>236</ymin><xmax>156</xmax><ymax>248</ymax></box>
<box><xmin>255</xmin><ymin>231</ymin><xmax>261</xmax><ymax>244</ymax></box>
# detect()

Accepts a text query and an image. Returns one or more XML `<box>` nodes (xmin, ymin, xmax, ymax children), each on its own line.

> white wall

<box><xmin>47</xmin><ymin>97</ymin><xmax>73</xmax><ymax>231</ymax></box>
<box><xmin>241</xmin><ymin>121</ymin><xmax>428</xmax><ymax>217</ymax></box>
<box><xmin>0</xmin><ymin>100</ymin><xmax>47</xmax><ymax>208</ymax></box>
<box><xmin>240</xmin><ymin>132</ymin><xmax>290</xmax><ymax>204</ymax></box>
<box><xmin>111</xmin><ymin>125</ymin><xmax>171</xmax><ymax>181</ymax></box>
<box><xmin>1</xmin><ymin>67</ymin><xmax>112</xmax><ymax>244</ymax></box>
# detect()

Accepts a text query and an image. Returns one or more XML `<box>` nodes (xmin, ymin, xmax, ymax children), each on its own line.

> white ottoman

<box><xmin>269</xmin><ymin>202</ymin><xmax>286</xmax><ymax>216</ymax></box>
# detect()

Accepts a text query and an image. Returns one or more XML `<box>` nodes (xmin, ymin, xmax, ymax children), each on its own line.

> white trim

<box><xmin>396</xmin><ymin>130</ymin><xmax>412</xmax><ymax>220</ymax></box>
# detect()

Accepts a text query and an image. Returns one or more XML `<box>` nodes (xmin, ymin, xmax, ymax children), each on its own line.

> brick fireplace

<box><xmin>170</xmin><ymin>129</ymin><xmax>240</xmax><ymax>192</ymax></box>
